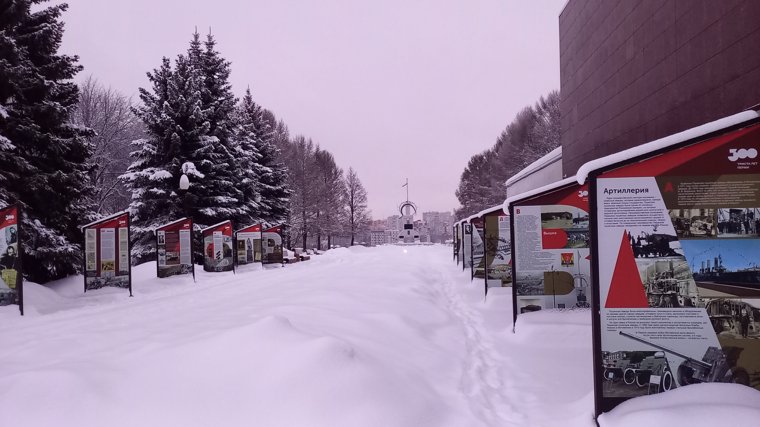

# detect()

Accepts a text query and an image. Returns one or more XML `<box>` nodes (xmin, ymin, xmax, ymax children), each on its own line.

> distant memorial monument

<box><xmin>398</xmin><ymin>179</ymin><xmax>421</xmax><ymax>244</ymax></box>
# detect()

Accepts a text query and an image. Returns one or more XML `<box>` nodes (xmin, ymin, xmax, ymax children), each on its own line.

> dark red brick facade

<box><xmin>560</xmin><ymin>0</ymin><xmax>760</xmax><ymax>175</ymax></box>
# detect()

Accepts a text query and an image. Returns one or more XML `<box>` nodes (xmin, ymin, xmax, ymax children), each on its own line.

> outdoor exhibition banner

<box><xmin>456</xmin><ymin>222</ymin><xmax>464</xmax><ymax>265</ymax></box>
<box><xmin>589</xmin><ymin>120</ymin><xmax>760</xmax><ymax>415</ymax></box>
<box><xmin>236</xmin><ymin>223</ymin><xmax>263</xmax><ymax>265</ymax></box>
<box><xmin>0</xmin><ymin>205</ymin><xmax>23</xmax><ymax>314</ymax></box>
<box><xmin>453</xmin><ymin>224</ymin><xmax>459</xmax><ymax>262</ymax></box>
<box><xmin>262</xmin><ymin>225</ymin><xmax>284</xmax><ymax>265</ymax></box>
<box><xmin>462</xmin><ymin>222</ymin><xmax>472</xmax><ymax>270</ymax></box>
<box><xmin>156</xmin><ymin>217</ymin><xmax>194</xmax><ymax>279</ymax></box>
<box><xmin>471</xmin><ymin>216</ymin><xmax>485</xmax><ymax>279</ymax></box>
<box><xmin>82</xmin><ymin>212</ymin><xmax>132</xmax><ymax>294</ymax></box>
<box><xmin>511</xmin><ymin>182</ymin><xmax>591</xmax><ymax>321</ymax></box>
<box><xmin>201</xmin><ymin>220</ymin><xmax>234</xmax><ymax>272</ymax></box>
<box><xmin>483</xmin><ymin>209</ymin><xmax>512</xmax><ymax>291</ymax></box>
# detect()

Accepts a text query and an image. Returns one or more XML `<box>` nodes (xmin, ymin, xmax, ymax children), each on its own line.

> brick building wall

<box><xmin>560</xmin><ymin>0</ymin><xmax>760</xmax><ymax>175</ymax></box>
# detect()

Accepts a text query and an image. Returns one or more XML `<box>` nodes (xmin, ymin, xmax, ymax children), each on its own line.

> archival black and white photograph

<box><xmin>515</xmin><ymin>272</ymin><xmax>545</xmax><ymax>296</ymax></box>
<box><xmin>669</xmin><ymin>208</ymin><xmax>717</xmax><ymax>239</ymax></box>
<box><xmin>637</xmin><ymin>259</ymin><xmax>700</xmax><ymax>308</ymax></box>
<box><xmin>601</xmin><ymin>350</ymin><xmax>673</xmax><ymax>397</ymax></box>
<box><xmin>629</xmin><ymin>229</ymin><xmax>683</xmax><ymax>259</ymax></box>
<box><xmin>717</xmin><ymin>208</ymin><xmax>760</xmax><ymax>238</ymax></box>
<box><xmin>541</xmin><ymin>206</ymin><xmax>588</xmax><ymax>230</ymax></box>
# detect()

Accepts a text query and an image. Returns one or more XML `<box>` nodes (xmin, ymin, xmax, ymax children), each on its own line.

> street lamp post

<box><xmin>178</xmin><ymin>163</ymin><xmax>196</xmax><ymax>277</ymax></box>
<box><xmin>179</xmin><ymin>172</ymin><xmax>191</xmax><ymax>218</ymax></box>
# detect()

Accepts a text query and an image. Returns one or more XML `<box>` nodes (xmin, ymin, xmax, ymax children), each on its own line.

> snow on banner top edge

<box><xmin>236</xmin><ymin>223</ymin><xmax>261</xmax><ymax>233</ymax></box>
<box><xmin>502</xmin><ymin>176</ymin><xmax>578</xmax><ymax>212</ymax></box>
<box><xmin>505</xmin><ymin>146</ymin><xmax>562</xmax><ymax>187</ymax></box>
<box><xmin>79</xmin><ymin>210</ymin><xmax>130</xmax><ymax>231</ymax></box>
<box><xmin>575</xmin><ymin>109</ymin><xmax>759</xmax><ymax>184</ymax></box>
<box><xmin>200</xmin><ymin>220</ymin><xmax>232</xmax><ymax>233</ymax></box>
<box><xmin>476</xmin><ymin>204</ymin><xmax>507</xmax><ymax>218</ymax></box>
<box><xmin>154</xmin><ymin>217</ymin><xmax>189</xmax><ymax>231</ymax></box>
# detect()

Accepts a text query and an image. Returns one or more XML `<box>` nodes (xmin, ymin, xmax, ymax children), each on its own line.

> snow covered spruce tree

<box><xmin>235</xmin><ymin>88</ymin><xmax>290</xmax><ymax>224</ymax></box>
<box><xmin>0</xmin><ymin>1</ymin><xmax>95</xmax><ymax>283</ymax></box>
<box><xmin>125</xmin><ymin>32</ymin><xmax>256</xmax><ymax>262</ymax></box>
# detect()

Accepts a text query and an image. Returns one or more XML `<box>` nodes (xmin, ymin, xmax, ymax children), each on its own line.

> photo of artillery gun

<box><xmin>620</xmin><ymin>331</ymin><xmax>750</xmax><ymax>388</ymax></box>
<box><xmin>630</xmin><ymin>232</ymin><xmax>679</xmax><ymax>258</ymax></box>
<box><xmin>602</xmin><ymin>351</ymin><xmax>639</xmax><ymax>384</ymax></box>
<box><xmin>643</xmin><ymin>261</ymin><xmax>698</xmax><ymax>308</ymax></box>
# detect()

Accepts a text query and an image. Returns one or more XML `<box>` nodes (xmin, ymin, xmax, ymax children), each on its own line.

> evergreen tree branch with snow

<box><xmin>0</xmin><ymin>0</ymin><xmax>95</xmax><ymax>283</ymax></box>
<box><xmin>123</xmin><ymin>32</ymin><xmax>257</xmax><ymax>263</ymax></box>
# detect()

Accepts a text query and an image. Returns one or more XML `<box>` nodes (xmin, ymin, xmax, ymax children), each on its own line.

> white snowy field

<box><xmin>1</xmin><ymin>245</ymin><xmax>759</xmax><ymax>427</ymax></box>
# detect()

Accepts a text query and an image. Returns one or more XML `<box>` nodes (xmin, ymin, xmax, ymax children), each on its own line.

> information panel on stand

<box><xmin>589</xmin><ymin>121</ymin><xmax>760</xmax><ymax>415</ymax></box>
<box><xmin>511</xmin><ymin>182</ymin><xmax>591</xmax><ymax>320</ymax></box>
<box><xmin>453</xmin><ymin>224</ymin><xmax>460</xmax><ymax>262</ymax></box>
<box><xmin>462</xmin><ymin>223</ymin><xmax>472</xmax><ymax>269</ymax></box>
<box><xmin>156</xmin><ymin>217</ymin><xmax>194</xmax><ymax>278</ymax></box>
<box><xmin>484</xmin><ymin>210</ymin><xmax>512</xmax><ymax>289</ymax></box>
<box><xmin>236</xmin><ymin>223</ymin><xmax>263</xmax><ymax>265</ymax></box>
<box><xmin>262</xmin><ymin>225</ymin><xmax>284</xmax><ymax>265</ymax></box>
<box><xmin>0</xmin><ymin>205</ymin><xmax>22</xmax><ymax>313</ymax></box>
<box><xmin>201</xmin><ymin>221</ymin><xmax>234</xmax><ymax>272</ymax></box>
<box><xmin>471</xmin><ymin>217</ymin><xmax>485</xmax><ymax>279</ymax></box>
<box><xmin>82</xmin><ymin>212</ymin><xmax>131</xmax><ymax>293</ymax></box>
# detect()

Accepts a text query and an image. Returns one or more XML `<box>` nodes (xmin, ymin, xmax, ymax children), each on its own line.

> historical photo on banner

<box><xmin>156</xmin><ymin>218</ymin><xmax>193</xmax><ymax>278</ymax></box>
<box><xmin>82</xmin><ymin>212</ymin><xmax>131</xmax><ymax>291</ymax></box>
<box><xmin>202</xmin><ymin>221</ymin><xmax>234</xmax><ymax>272</ymax></box>
<box><xmin>513</xmin><ymin>183</ymin><xmax>591</xmax><ymax>316</ymax></box>
<box><xmin>593</xmin><ymin>123</ymin><xmax>760</xmax><ymax>410</ymax></box>
<box><xmin>262</xmin><ymin>225</ymin><xmax>284</xmax><ymax>265</ymax></box>
<box><xmin>471</xmin><ymin>217</ymin><xmax>485</xmax><ymax>278</ymax></box>
<box><xmin>484</xmin><ymin>212</ymin><xmax>512</xmax><ymax>288</ymax></box>
<box><xmin>462</xmin><ymin>223</ymin><xmax>472</xmax><ymax>269</ymax></box>
<box><xmin>236</xmin><ymin>224</ymin><xmax>263</xmax><ymax>265</ymax></box>
<box><xmin>0</xmin><ymin>205</ymin><xmax>21</xmax><ymax>308</ymax></box>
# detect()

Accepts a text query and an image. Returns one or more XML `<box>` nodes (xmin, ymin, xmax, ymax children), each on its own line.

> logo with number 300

<box><xmin>728</xmin><ymin>148</ymin><xmax>758</xmax><ymax>162</ymax></box>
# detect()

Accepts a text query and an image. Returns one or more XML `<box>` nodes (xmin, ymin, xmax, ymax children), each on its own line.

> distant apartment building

<box><xmin>369</xmin><ymin>230</ymin><xmax>386</xmax><ymax>246</ymax></box>
<box><xmin>386</xmin><ymin>215</ymin><xmax>402</xmax><ymax>232</ymax></box>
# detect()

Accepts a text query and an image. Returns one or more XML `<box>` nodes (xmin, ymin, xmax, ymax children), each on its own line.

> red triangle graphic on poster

<box><xmin>605</xmin><ymin>230</ymin><xmax>649</xmax><ymax>308</ymax></box>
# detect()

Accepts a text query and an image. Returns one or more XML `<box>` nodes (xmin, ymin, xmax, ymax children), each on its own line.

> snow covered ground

<box><xmin>1</xmin><ymin>245</ymin><xmax>758</xmax><ymax>426</ymax></box>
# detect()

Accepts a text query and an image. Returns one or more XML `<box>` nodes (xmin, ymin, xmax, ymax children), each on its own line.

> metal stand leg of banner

<box><xmin>128</xmin><ymin>213</ymin><xmax>133</xmax><ymax>298</ymax></box>
<box><xmin>191</xmin><ymin>219</ymin><xmax>196</xmax><ymax>283</ymax></box>
<box><xmin>470</xmin><ymin>228</ymin><xmax>474</xmax><ymax>282</ymax></box>
<box><xmin>483</xmin><ymin>224</ymin><xmax>489</xmax><ymax>300</ymax></box>
<box><xmin>17</xmin><ymin>205</ymin><xmax>24</xmax><ymax>316</ymax></box>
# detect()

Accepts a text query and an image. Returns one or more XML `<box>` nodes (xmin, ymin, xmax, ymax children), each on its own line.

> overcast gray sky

<box><xmin>61</xmin><ymin>0</ymin><xmax>563</xmax><ymax>219</ymax></box>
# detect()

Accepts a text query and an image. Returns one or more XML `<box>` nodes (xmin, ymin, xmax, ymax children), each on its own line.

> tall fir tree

<box><xmin>230</xmin><ymin>89</ymin><xmax>264</xmax><ymax>225</ymax></box>
<box><xmin>236</xmin><ymin>89</ymin><xmax>290</xmax><ymax>224</ymax></box>
<box><xmin>123</xmin><ymin>54</ymin><xmax>209</xmax><ymax>261</ymax></box>
<box><xmin>125</xmin><ymin>33</ymin><xmax>255</xmax><ymax>262</ymax></box>
<box><xmin>188</xmin><ymin>32</ymin><xmax>251</xmax><ymax>226</ymax></box>
<box><xmin>0</xmin><ymin>1</ymin><xmax>94</xmax><ymax>283</ymax></box>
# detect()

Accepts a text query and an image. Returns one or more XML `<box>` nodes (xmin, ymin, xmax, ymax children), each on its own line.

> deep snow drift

<box><xmin>1</xmin><ymin>245</ymin><xmax>758</xmax><ymax>426</ymax></box>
